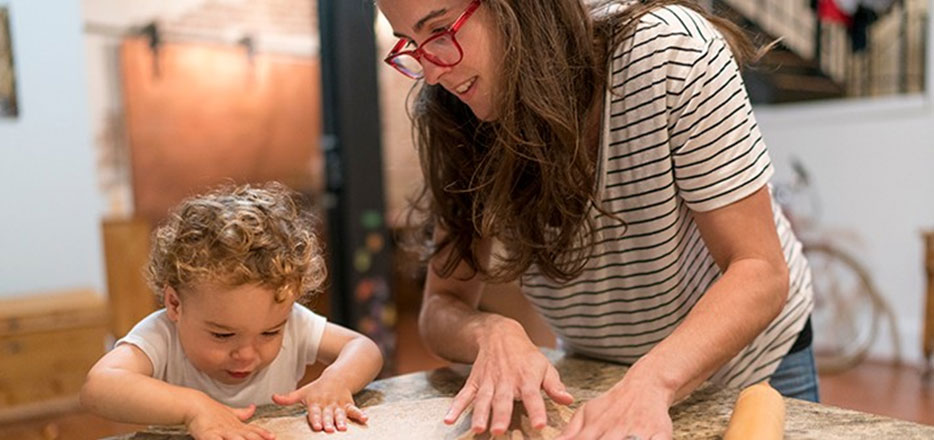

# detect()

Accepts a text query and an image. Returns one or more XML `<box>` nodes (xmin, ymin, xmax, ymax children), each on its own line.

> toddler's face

<box><xmin>165</xmin><ymin>283</ymin><xmax>293</xmax><ymax>385</ymax></box>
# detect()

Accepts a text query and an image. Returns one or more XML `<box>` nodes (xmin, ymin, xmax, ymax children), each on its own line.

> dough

<box><xmin>250</xmin><ymin>395</ymin><xmax>585</xmax><ymax>439</ymax></box>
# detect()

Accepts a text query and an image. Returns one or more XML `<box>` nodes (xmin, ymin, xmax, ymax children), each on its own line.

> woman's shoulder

<box><xmin>607</xmin><ymin>3</ymin><xmax>726</xmax><ymax>59</ymax></box>
<box><xmin>638</xmin><ymin>4</ymin><xmax>721</xmax><ymax>42</ymax></box>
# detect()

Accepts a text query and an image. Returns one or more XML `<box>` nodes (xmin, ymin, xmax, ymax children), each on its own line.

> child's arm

<box><xmin>81</xmin><ymin>344</ymin><xmax>275</xmax><ymax>440</ymax></box>
<box><xmin>272</xmin><ymin>323</ymin><xmax>383</xmax><ymax>432</ymax></box>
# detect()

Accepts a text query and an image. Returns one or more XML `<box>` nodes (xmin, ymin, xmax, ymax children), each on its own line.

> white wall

<box><xmin>0</xmin><ymin>0</ymin><xmax>104</xmax><ymax>298</ymax></box>
<box><xmin>755</xmin><ymin>31</ymin><xmax>934</xmax><ymax>364</ymax></box>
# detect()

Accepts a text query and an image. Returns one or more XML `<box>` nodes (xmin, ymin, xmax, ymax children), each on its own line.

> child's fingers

<box><xmin>307</xmin><ymin>405</ymin><xmax>324</xmax><ymax>432</ymax></box>
<box><xmin>243</xmin><ymin>427</ymin><xmax>274</xmax><ymax>440</ymax></box>
<box><xmin>334</xmin><ymin>406</ymin><xmax>348</xmax><ymax>431</ymax></box>
<box><xmin>231</xmin><ymin>403</ymin><xmax>257</xmax><ymax>421</ymax></box>
<box><xmin>248</xmin><ymin>424</ymin><xmax>276</xmax><ymax>440</ymax></box>
<box><xmin>345</xmin><ymin>405</ymin><xmax>368</xmax><ymax>423</ymax></box>
<box><xmin>322</xmin><ymin>406</ymin><xmax>335</xmax><ymax>433</ymax></box>
<box><xmin>271</xmin><ymin>391</ymin><xmax>303</xmax><ymax>406</ymax></box>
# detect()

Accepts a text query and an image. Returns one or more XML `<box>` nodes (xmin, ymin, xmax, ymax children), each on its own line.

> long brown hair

<box><xmin>404</xmin><ymin>0</ymin><xmax>759</xmax><ymax>283</ymax></box>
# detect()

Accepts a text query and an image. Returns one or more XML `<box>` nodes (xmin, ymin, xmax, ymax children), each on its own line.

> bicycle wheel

<box><xmin>803</xmin><ymin>242</ymin><xmax>883</xmax><ymax>374</ymax></box>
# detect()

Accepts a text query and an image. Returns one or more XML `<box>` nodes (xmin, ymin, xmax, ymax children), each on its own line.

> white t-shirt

<box><xmin>118</xmin><ymin>304</ymin><xmax>327</xmax><ymax>408</ymax></box>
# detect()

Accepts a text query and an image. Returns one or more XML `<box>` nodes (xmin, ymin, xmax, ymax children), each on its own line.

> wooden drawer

<box><xmin>0</xmin><ymin>290</ymin><xmax>108</xmax><ymax>420</ymax></box>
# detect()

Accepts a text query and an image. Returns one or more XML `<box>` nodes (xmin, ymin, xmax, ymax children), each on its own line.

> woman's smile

<box><xmin>454</xmin><ymin>76</ymin><xmax>477</xmax><ymax>95</ymax></box>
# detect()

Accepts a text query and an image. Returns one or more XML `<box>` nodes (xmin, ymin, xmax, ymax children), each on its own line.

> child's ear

<box><xmin>164</xmin><ymin>286</ymin><xmax>182</xmax><ymax>322</ymax></box>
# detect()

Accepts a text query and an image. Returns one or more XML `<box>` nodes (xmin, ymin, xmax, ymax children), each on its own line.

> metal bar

<box><xmin>317</xmin><ymin>0</ymin><xmax>396</xmax><ymax>373</ymax></box>
<box><xmin>83</xmin><ymin>21</ymin><xmax>318</xmax><ymax>57</ymax></box>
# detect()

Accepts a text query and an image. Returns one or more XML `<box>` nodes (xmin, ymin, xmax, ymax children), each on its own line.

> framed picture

<box><xmin>0</xmin><ymin>7</ymin><xmax>18</xmax><ymax>118</ymax></box>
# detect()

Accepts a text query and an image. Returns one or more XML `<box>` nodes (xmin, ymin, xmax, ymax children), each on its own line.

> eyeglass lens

<box><xmin>392</xmin><ymin>34</ymin><xmax>461</xmax><ymax>77</ymax></box>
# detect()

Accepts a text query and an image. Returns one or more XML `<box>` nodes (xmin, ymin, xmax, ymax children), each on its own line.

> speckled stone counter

<box><xmin>107</xmin><ymin>350</ymin><xmax>934</xmax><ymax>439</ymax></box>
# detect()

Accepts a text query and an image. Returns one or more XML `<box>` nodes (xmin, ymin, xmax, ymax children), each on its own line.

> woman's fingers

<box><xmin>488</xmin><ymin>384</ymin><xmax>517</xmax><ymax>435</ymax></box>
<box><xmin>542</xmin><ymin>367</ymin><xmax>574</xmax><ymax>405</ymax></box>
<box><xmin>445</xmin><ymin>381</ymin><xmax>477</xmax><ymax>424</ymax></box>
<box><xmin>520</xmin><ymin>383</ymin><xmax>548</xmax><ymax>430</ymax></box>
<box><xmin>555</xmin><ymin>405</ymin><xmax>585</xmax><ymax>440</ymax></box>
<box><xmin>469</xmin><ymin>383</ymin><xmax>494</xmax><ymax>433</ymax></box>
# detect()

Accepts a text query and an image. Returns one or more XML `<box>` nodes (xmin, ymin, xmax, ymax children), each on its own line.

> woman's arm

<box><xmin>419</xmin><ymin>226</ymin><xmax>573</xmax><ymax>435</ymax></box>
<box><xmin>628</xmin><ymin>185</ymin><xmax>789</xmax><ymax>403</ymax></box>
<box><xmin>557</xmin><ymin>186</ymin><xmax>789</xmax><ymax>440</ymax></box>
<box><xmin>418</xmin><ymin>228</ymin><xmax>502</xmax><ymax>362</ymax></box>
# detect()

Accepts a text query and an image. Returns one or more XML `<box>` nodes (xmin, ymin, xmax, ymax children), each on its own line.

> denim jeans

<box><xmin>768</xmin><ymin>345</ymin><xmax>820</xmax><ymax>402</ymax></box>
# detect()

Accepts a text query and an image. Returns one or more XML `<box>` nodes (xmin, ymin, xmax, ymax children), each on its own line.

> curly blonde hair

<box><xmin>147</xmin><ymin>182</ymin><xmax>326</xmax><ymax>305</ymax></box>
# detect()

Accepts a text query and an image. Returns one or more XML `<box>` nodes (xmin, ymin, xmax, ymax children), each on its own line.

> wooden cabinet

<box><xmin>101</xmin><ymin>217</ymin><xmax>157</xmax><ymax>339</ymax></box>
<box><xmin>0</xmin><ymin>290</ymin><xmax>108</xmax><ymax>422</ymax></box>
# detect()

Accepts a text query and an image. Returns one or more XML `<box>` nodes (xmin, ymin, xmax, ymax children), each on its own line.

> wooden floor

<box><xmin>3</xmin><ymin>310</ymin><xmax>932</xmax><ymax>439</ymax></box>
<box><xmin>820</xmin><ymin>359</ymin><xmax>934</xmax><ymax>426</ymax></box>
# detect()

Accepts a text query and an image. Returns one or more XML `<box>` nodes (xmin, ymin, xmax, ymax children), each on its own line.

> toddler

<box><xmin>81</xmin><ymin>182</ymin><xmax>383</xmax><ymax>439</ymax></box>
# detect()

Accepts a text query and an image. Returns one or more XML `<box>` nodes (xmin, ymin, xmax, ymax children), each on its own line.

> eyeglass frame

<box><xmin>383</xmin><ymin>0</ymin><xmax>483</xmax><ymax>79</ymax></box>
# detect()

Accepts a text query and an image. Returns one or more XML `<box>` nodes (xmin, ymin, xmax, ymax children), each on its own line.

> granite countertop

<box><xmin>109</xmin><ymin>350</ymin><xmax>934</xmax><ymax>439</ymax></box>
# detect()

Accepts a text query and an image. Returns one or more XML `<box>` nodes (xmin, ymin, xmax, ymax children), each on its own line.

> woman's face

<box><xmin>378</xmin><ymin>0</ymin><xmax>502</xmax><ymax>121</ymax></box>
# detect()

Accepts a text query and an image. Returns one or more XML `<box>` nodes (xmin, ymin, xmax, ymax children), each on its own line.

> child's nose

<box><xmin>232</xmin><ymin>345</ymin><xmax>257</xmax><ymax>361</ymax></box>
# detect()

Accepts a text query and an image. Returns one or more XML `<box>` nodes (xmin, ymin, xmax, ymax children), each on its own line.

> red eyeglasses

<box><xmin>384</xmin><ymin>0</ymin><xmax>482</xmax><ymax>79</ymax></box>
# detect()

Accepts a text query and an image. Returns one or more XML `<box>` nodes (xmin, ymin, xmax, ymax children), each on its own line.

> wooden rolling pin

<box><xmin>723</xmin><ymin>382</ymin><xmax>785</xmax><ymax>440</ymax></box>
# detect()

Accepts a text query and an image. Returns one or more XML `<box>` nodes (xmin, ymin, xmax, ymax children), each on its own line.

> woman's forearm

<box><xmin>628</xmin><ymin>257</ymin><xmax>789</xmax><ymax>404</ymax></box>
<box><xmin>418</xmin><ymin>289</ymin><xmax>524</xmax><ymax>364</ymax></box>
<box><xmin>80</xmin><ymin>368</ymin><xmax>206</xmax><ymax>425</ymax></box>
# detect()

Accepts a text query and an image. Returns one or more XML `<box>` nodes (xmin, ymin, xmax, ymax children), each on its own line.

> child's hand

<box><xmin>272</xmin><ymin>380</ymin><xmax>367</xmax><ymax>433</ymax></box>
<box><xmin>187</xmin><ymin>400</ymin><xmax>275</xmax><ymax>440</ymax></box>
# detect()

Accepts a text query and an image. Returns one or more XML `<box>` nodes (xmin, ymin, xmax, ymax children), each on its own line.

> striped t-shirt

<box><xmin>519</xmin><ymin>5</ymin><xmax>813</xmax><ymax>388</ymax></box>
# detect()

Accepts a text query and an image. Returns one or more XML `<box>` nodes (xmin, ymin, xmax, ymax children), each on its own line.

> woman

<box><xmin>377</xmin><ymin>0</ymin><xmax>816</xmax><ymax>438</ymax></box>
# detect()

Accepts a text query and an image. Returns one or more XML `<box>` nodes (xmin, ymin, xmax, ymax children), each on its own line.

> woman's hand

<box><xmin>273</xmin><ymin>378</ymin><xmax>367</xmax><ymax>433</ymax></box>
<box><xmin>186</xmin><ymin>398</ymin><xmax>275</xmax><ymax>440</ymax></box>
<box><xmin>555</xmin><ymin>363</ymin><xmax>675</xmax><ymax>440</ymax></box>
<box><xmin>444</xmin><ymin>318</ymin><xmax>574</xmax><ymax>436</ymax></box>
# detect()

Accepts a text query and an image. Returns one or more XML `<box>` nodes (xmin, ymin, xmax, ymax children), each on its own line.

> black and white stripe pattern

<box><xmin>519</xmin><ymin>5</ymin><xmax>813</xmax><ymax>388</ymax></box>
